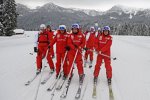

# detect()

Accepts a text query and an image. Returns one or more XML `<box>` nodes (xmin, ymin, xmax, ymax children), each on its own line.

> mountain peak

<box><xmin>41</xmin><ymin>2</ymin><xmax>60</xmax><ymax>9</ymax></box>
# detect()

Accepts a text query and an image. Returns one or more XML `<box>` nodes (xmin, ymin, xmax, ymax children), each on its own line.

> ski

<box><xmin>47</xmin><ymin>72</ymin><xmax>63</xmax><ymax>91</ymax></box>
<box><xmin>92</xmin><ymin>83</ymin><xmax>97</xmax><ymax>98</ymax></box>
<box><xmin>41</xmin><ymin>72</ymin><xmax>54</xmax><ymax>84</ymax></box>
<box><xmin>60</xmin><ymin>76</ymin><xmax>73</xmax><ymax>98</ymax></box>
<box><xmin>47</xmin><ymin>78</ymin><xmax>59</xmax><ymax>91</ymax></box>
<box><xmin>75</xmin><ymin>75</ymin><xmax>85</xmax><ymax>99</ymax></box>
<box><xmin>108</xmin><ymin>84</ymin><xmax>114</xmax><ymax>100</ymax></box>
<box><xmin>80</xmin><ymin>79</ymin><xmax>88</xmax><ymax>100</ymax></box>
<box><xmin>25</xmin><ymin>74</ymin><xmax>39</xmax><ymax>86</ymax></box>
<box><xmin>75</xmin><ymin>85</ymin><xmax>82</xmax><ymax>99</ymax></box>
<box><xmin>56</xmin><ymin>78</ymin><xmax>66</xmax><ymax>90</ymax></box>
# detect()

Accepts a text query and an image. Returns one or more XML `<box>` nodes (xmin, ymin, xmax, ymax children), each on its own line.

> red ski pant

<box><xmin>50</xmin><ymin>47</ymin><xmax>54</xmax><ymax>57</ymax></box>
<box><xmin>94</xmin><ymin>54</ymin><xmax>112</xmax><ymax>79</ymax></box>
<box><xmin>84</xmin><ymin>50</ymin><xmax>93</xmax><ymax>61</ymax></box>
<box><xmin>56</xmin><ymin>53</ymin><xmax>68</xmax><ymax>76</ymax></box>
<box><xmin>67</xmin><ymin>51</ymin><xmax>84</xmax><ymax>76</ymax></box>
<box><xmin>36</xmin><ymin>46</ymin><xmax>54</xmax><ymax>70</ymax></box>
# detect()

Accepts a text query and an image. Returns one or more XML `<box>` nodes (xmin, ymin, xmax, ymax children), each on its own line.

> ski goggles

<box><xmin>72</xmin><ymin>24</ymin><xmax>79</xmax><ymax>29</ymax></box>
<box><xmin>59</xmin><ymin>27</ymin><xmax>66</xmax><ymax>30</ymax></box>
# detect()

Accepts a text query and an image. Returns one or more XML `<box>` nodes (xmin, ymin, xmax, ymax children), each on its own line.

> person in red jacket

<box><xmin>96</xmin><ymin>27</ymin><xmax>102</xmax><ymax>38</ymax></box>
<box><xmin>35</xmin><ymin>24</ymin><xmax>55</xmax><ymax>75</ymax></box>
<box><xmin>94</xmin><ymin>27</ymin><xmax>102</xmax><ymax>51</ymax></box>
<box><xmin>67</xmin><ymin>23</ymin><xmax>86</xmax><ymax>83</ymax></box>
<box><xmin>84</xmin><ymin>27</ymin><xmax>96</xmax><ymax>68</ymax></box>
<box><xmin>50</xmin><ymin>25</ymin><xmax>68</xmax><ymax>79</ymax></box>
<box><xmin>94</xmin><ymin>26</ymin><xmax>112</xmax><ymax>85</ymax></box>
<box><xmin>46</xmin><ymin>25</ymin><xmax>55</xmax><ymax>58</ymax></box>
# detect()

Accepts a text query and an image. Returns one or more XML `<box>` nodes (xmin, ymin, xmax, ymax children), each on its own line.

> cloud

<box><xmin>15</xmin><ymin>0</ymin><xmax>150</xmax><ymax>11</ymax></box>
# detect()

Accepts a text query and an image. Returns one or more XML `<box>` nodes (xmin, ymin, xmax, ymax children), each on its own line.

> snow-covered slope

<box><xmin>0</xmin><ymin>32</ymin><xmax>150</xmax><ymax>100</ymax></box>
<box><xmin>107</xmin><ymin>5</ymin><xmax>142</xmax><ymax>15</ymax></box>
<box><xmin>72</xmin><ymin>8</ymin><xmax>103</xmax><ymax>16</ymax></box>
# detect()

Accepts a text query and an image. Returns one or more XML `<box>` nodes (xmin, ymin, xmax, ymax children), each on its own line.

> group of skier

<box><xmin>34</xmin><ymin>23</ymin><xmax>113</xmax><ymax>85</ymax></box>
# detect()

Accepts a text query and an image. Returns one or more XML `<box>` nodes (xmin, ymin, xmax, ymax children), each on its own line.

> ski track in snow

<box><xmin>0</xmin><ymin>32</ymin><xmax>150</xmax><ymax>100</ymax></box>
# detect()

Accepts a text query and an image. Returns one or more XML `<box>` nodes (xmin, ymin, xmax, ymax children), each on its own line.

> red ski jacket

<box><xmin>67</xmin><ymin>32</ymin><xmax>85</xmax><ymax>51</ymax></box>
<box><xmin>95</xmin><ymin>34</ymin><xmax>112</xmax><ymax>55</ymax></box>
<box><xmin>50</xmin><ymin>31</ymin><xmax>68</xmax><ymax>54</ymax></box>
<box><xmin>86</xmin><ymin>32</ymin><xmax>96</xmax><ymax>50</ymax></box>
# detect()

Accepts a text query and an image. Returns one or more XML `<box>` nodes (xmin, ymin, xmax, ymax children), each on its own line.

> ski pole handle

<box><xmin>88</xmin><ymin>49</ymin><xmax>117</xmax><ymax>60</ymax></box>
<box><xmin>99</xmin><ymin>53</ymin><xmax>117</xmax><ymax>60</ymax></box>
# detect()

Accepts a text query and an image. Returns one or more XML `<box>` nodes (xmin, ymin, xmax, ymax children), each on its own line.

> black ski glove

<box><xmin>48</xmin><ymin>45</ymin><xmax>51</xmax><ymax>49</ymax></box>
<box><xmin>83</xmin><ymin>47</ymin><xmax>88</xmax><ymax>51</ymax></box>
<box><xmin>34</xmin><ymin>47</ymin><xmax>38</xmax><ymax>52</ymax></box>
<box><xmin>66</xmin><ymin>46</ymin><xmax>70</xmax><ymax>51</ymax></box>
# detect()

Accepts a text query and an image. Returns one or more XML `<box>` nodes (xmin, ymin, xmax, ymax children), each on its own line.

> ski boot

<box><xmin>94</xmin><ymin>77</ymin><xmax>98</xmax><ymax>84</ymax></box>
<box><xmin>84</xmin><ymin>59</ymin><xmax>87</xmax><ymax>67</ymax></box>
<box><xmin>36</xmin><ymin>69</ymin><xmax>41</xmax><ymax>75</ymax></box>
<box><xmin>52</xmin><ymin>55</ymin><xmax>55</xmax><ymax>59</ymax></box>
<box><xmin>79</xmin><ymin>74</ymin><xmax>85</xmax><ymax>84</ymax></box>
<box><xmin>50</xmin><ymin>68</ymin><xmax>55</xmax><ymax>74</ymax></box>
<box><xmin>62</xmin><ymin>75</ymin><xmax>67</xmax><ymax>80</ymax></box>
<box><xmin>56</xmin><ymin>73</ymin><xmax>62</xmax><ymax>79</ymax></box>
<box><xmin>89</xmin><ymin>61</ymin><xmax>93</xmax><ymax>68</ymax></box>
<box><xmin>107</xmin><ymin>78</ymin><xmax>111</xmax><ymax>85</ymax></box>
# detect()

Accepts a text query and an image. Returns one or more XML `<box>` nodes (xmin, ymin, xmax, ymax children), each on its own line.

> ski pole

<box><xmin>34</xmin><ymin>49</ymin><xmax>49</xmax><ymax>100</ymax></box>
<box><xmin>62</xmin><ymin>49</ymin><xmax>78</xmax><ymax>97</ymax></box>
<box><xmin>80</xmin><ymin>73</ymin><xmax>89</xmax><ymax>100</ymax></box>
<box><xmin>67</xmin><ymin>49</ymin><xmax>78</xmax><ymax>79</ymax></box>
<box><xmin>50</xmin><ymin>51</ymin><xmax>68</xmax><ymax>100</ymax></box>
<box><xmin>87</xmin><ymin>49</ymin><xmax>117</xmax><ymax>60</ymax></box>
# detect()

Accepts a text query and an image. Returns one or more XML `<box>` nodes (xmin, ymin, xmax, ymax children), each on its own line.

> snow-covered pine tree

<box><xmin>0</xmin><ymin>22</ymin><xmax>3</xmax><ymax>35</ymax></box>
<box><xmin>3</xmin><ymin>0</ymin><xmax>17</xmax><ymax>36</ymax></box>
<box><xmin>0</xmin><ymin>0</ymin><xmax>3</xmax><ymax>35</ymax></box>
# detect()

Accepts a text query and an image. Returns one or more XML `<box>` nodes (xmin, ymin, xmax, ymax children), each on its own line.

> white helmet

<box><xmin>59</xmin><ymin>25</ymin><xmax>67</xmax><ymax>30</ymax></box>
<box><xmin>98</xmin><ymin>27</ymin><xmax>101</xmax><ymax>31</ymax></box>
<box><xmin>40</xmin><ymin>24</ymin><xmax>46</xmax><ymax>30</ymax></box>
<box><xmin>90</xmin><ymin>26</ymin><xmax>95</xmax><ymax>32</ymax></box>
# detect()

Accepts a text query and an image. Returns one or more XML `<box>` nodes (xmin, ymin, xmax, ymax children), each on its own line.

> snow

<box><xmin>110</xmin><ymin>17</ymin><xmax>117</xmax><ymax>19</ymax></box>
<box><xmin>72</xmin><ymin>8</ymin><xmax>103</xmax><ymax>16</ymax></box>
<box><xmin>0</xmin><ymin>32</ymin><xmax>150</xmax><ymax>100</ymax></box>
<box><xmin>13</xmin><ymin>29</ymin><xmax>24</xmax><ymax>34</ymax></box>
<box><xmin>129</xmin><ymin>13</ymin><xmax>133</xmax><ymax>19</ymax></box>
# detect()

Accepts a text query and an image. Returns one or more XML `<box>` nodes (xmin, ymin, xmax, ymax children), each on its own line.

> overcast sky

<box><xmin>15</xmin><ymin>0</ymin><xmax>150</xmax><ymax>11</ymax></box>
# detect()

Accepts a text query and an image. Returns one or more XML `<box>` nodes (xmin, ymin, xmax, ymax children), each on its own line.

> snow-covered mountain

<box><xmin>72</xmin><ymin>8</ymin><xmax>103</xmax><ymax>16</ymax></box>
<box><xmin>107</xmin><ymin>5</ymin><xmax>140</xmax><ymax>15</ymax></box>
<box><xmin>106</xmin><ymin>5</ymin><xmax>150</xmax><ymax>19</ymax></box>
<box><xmin>16</xmin><ymin>3</ymin><xmax>93</xmax><ymax>30</ymax></box>
<box><xmin>16</xmin><ymin>3</ymin><xmax>150</xmax><ymax>35</ymax></box>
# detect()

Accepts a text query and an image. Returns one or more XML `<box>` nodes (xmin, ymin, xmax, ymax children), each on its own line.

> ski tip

<box><xmin>25</xmin><ymin>81</ymin><xmax>30</xmax><ymax>86</ymax></box>
<box><xmin>25</xmin><ymin>83</ymin><xmax>29</xmax><ymax>86</ymax></box>
<box><xmin>41</xmin><ymin>82</ymin><xmax>46</xmax><ymax>85</ymax></box>
<box><xmin>113</xmin><ymin>58</ymin><xmax>117</xmax><ymax>60</ymax></box>
<box><xmin>56</xmin><ymin>87</ymin><xmax>60</xmax><ymax>91</ymax></box>
<box><xmin>92</xmin><ymin>96</ymin><xmax>96</xmax><ymax>99</ymax></box>
<box><xmin>60</xmin><ymin>95</ymin><xmax>66</xmax><ymax>99</ymax></box>
<box><xmin>75</xmin><ymin>96</ymin><xmax>80</xmax><ymax>100</ymax></box>
<box><xmin>47</xmin><ymin>88</ymin><xmax>52</xmax><ymax>91</ymax></box>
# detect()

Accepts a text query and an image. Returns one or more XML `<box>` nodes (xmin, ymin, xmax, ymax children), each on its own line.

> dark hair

<box><xmin>47</xmin><ymin>25</ymin><xmax>51</xmax><ymax>28</ymax></box>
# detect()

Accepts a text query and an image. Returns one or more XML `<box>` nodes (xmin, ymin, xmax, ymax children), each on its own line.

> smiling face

<box><xmin>60</xmin><ymin>30</ymin><xmax>65</xmax><ymax>34</ymax></box>
<box><xmin>72</xmin><ymin>28</ymin><xmax>78</xmax><ymax>34</ymax></box>
<box><xmin>47</xmin><ymin>27</ymin><xmax>51</xmax><ymax>31</ymax></box>
<box><xmin>103</xmin><ymin>30</ymin><xmax>109</xmax><ymax>35</ymax></box>
<box><xmin>98</xmin><ymin>30</ymin><xmax>101</xmax><ymax>34</ymax></box>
